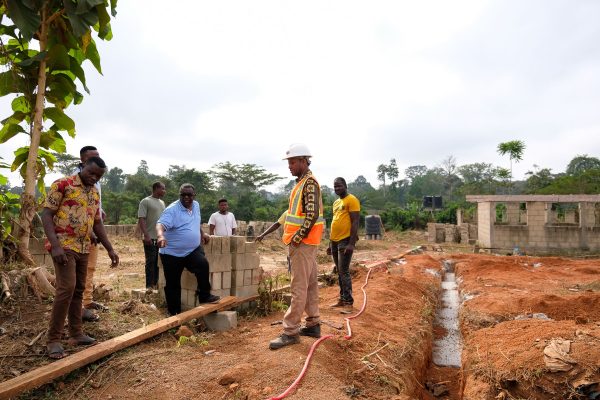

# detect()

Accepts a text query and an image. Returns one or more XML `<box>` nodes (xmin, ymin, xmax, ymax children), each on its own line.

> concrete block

<box><xmin>232</xmin><ymin>285</ymin><xmax>259</xmax><ymax>297</ymax></box>
<box><xmin>220</xmin><ymin>236</ymin><xmax>230</xmax><ymax>254</ymax></box>
<box><xmin>203</xmin><ymin>238</ymin><xmax>214</xmax><ymax>255</ymax></box>
<box><xmin>231</xmin><ymin>254</ymin><xmax>245</xmax><ymax>270</ymax></box>
<box><xmin>230</xmin><ymin>236</ymin><xmax>246</xmax><ymax>254</ymax></box>
<box><xmin>245</xmin><ymin>253</ymin><xmax>260</xmax><ymax>270</ymax></box>
<box><xmin>211</xmin><ymin>272</ymin><xmax>222</xmax><ymax>290</ymax></box>
<box><xmin>244</xmin><ymin>269</ymin><xmax>252</xmax><ymax>286</ymax></box>
<box><xmin>207</xmin><ymin>254</ymin><xmax>231</xmax><ymax>273</ymax></box>
<box><xmin>222</xmin><ymin>271</ymin><xmax>232</xmax><ymax>289</ymax></box>
<box><xmin>233</xmin><ymin>270</ymin><xmax>244</xmax><ymax>288</ymax></box>
<box><xmin>210</xmin><ymin>236</ymin><xmax>221</xmax><ymax>254</ymax></box>
<box><xmin>212</xmin><ymin>288</ymin><xmax>229</xmax><ymax>298</ymax></box>
<box><xmin>244</xmin><ymin>241</ymin><xmax>258</xmax><ymax>253</ymax></box>
<box><xmin>203</xmin><ymin>311</ymin><xmax>237</xmax><ymax>332</ymax></box>
<box><xmin>180</xmin><ymin>270</ymin><xmax>197</xmax><ymax>291</ymax></box>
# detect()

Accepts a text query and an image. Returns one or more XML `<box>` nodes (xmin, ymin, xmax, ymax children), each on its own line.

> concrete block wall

<box><xmin>157</xmin><ymin>235</ymin><xmax>261</xmax><ymax>311</ymax></box>
<box><xmin>230</xmin><ymin>238</ymin><xmax>261</xmax><ymax>298</ymax></box>
<box><xmin>473</xmin><ymin>200</ymin><xmax>600</xmax><ymax>254</ymax></box>
<box><xmin>104</xmin><ymin>224</ymin><xmax>137</xmax><ymax>236</ymax></box>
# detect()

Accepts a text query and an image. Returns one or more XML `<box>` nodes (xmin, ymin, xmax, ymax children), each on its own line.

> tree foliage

<box><xmin>0</xmin><ymin>0</ymin><xmax>117</xmax><ymax>263</ymax></box>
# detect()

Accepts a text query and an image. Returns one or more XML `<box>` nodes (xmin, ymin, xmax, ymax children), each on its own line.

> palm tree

<box><xmin>497</xmin><ymin>140</ymin><xmax>525</xmax><ymax>193</ymax></box>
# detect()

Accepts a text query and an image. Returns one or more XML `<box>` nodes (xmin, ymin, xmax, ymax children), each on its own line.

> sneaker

<box><xmin>330</xmin><ymin>300</ymin><xmax>353</xmax><ymax>308</ymax></box>
<box><xmin>269</xmin><ymin>334</ymin><xmax>300</xmax><ymax>350</ymax></box>
<box><xmin>299</xmin><ymin>324</ymin><xmax>321</xmax><ymax>338</ymax></box>
<box><xmin>198</xmin><ymin>294</ymin><xmax>221</xmax><ymax>304</ymax></box>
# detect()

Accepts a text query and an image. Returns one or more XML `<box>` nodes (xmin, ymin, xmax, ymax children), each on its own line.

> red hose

<box><xmin>268</xmin><ymin>334</ymin><xmax>334</xmax><ymax>400</ymax></box>
<box><xmin>343</xmin><ymin>266</ymin><xmax>374</xmax><ymax>339</ymax></box>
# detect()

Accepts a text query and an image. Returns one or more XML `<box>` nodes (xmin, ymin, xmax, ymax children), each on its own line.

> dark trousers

<box><xmin>48</xmin><ymin>250</ymin><xmax>88</xmax><ymax>343</ymax></box>
<box><xmin>159</xmin><ymin>246</ymin><xmax>211</xmax><ymax>315</ymax></box>
<box><xmin>143</xmin><ymin>240</ymin><xmax>159</xmax><ymax>288</ymax></box>
<box><xmin>331</xmin><ymin>238</ymin><xmax>354</xmax><ymax>304</ymax></box>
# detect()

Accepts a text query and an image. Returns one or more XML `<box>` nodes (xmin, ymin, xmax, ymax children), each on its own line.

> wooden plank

<box><xmin>0</xmin><ymin>296</ymin><xmax>237</xmax><ymax>399</ymax></box>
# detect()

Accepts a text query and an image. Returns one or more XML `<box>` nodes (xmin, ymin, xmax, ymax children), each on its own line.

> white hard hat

<box><xmin>283</xmin><ymin>143</ymin><xmax>312</xmax><ymax>159</ymax></box>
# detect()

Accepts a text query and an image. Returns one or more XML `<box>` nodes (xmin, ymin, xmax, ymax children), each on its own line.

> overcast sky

<box><xmin>1</xmin><ymin>0</ymin><xmax>599</xmax><ymax>192</ymax></box>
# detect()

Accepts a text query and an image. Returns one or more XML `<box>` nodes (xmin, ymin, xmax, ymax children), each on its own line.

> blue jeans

<box><xmin>331</xmin><ymin>237</ymin><xmax>354</xmax><ymax>304</ymax></box>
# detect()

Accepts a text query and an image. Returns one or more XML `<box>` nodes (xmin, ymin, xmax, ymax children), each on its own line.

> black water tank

<box><xmin>422</xmin><ymin>196</ymin><xmax>433</xmax><ymax>208</ymax></box>
<box><xmin>433</xmin><ymin>196</ymin><xmax>443</xmax><ymax>209</ymax></box>
<box><xmin>365</xmin><ymin>215</ymin><xmax>382</xmax><ymax>235</ymax></box>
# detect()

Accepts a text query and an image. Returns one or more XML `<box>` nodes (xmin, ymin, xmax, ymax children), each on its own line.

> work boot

<box><xmin>269</xmin><ymin>334</ymin><xmax>300</xmax><ymax>350</ymax></box>
<box><xmin>330</xmin><ymin>299</ymin><xmax>352</xmax><ymax>308</ymax></box>
<box><xmin>299</xmin><ymin>324</ymin><xmax>321</xmax><ymax>338</ymax></box>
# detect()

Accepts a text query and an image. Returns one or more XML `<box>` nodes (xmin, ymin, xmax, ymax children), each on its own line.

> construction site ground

<box><xmin>1</xmin><ymin>231</ymin><xmax>600</xmax><ymax>399</ymax></box>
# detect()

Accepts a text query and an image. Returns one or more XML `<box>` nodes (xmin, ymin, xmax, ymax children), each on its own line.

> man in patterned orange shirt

<box><xmin>42</xmin><ymin>156</ymin><xmax>119</xmax><ymax>359</ymax></box>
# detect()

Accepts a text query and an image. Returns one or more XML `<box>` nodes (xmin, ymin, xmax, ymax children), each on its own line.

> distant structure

<box><xmin>466</xmin><ymin>195</ymin><xmax>600</xmax><ymax>254</ymax></box>
<box><xmin>365</xmin><ymin>215</ymin><xmax>383</xmax><ymax>240</ymax></box>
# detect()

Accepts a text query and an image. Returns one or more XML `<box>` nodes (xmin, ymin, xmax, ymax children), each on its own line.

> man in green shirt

<box><xmin>137</xmin><ymin>182</ymin><xmax>166</xmax><ymax>289</ymax></box>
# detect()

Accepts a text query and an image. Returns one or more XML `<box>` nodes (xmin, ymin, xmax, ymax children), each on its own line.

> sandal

<box><xmin>82</xmin><ymin>308</ymin><xmax>100</xmax><ymax>322</ymax></box>
<box><xmin>47</xmin><ymin>342</ymin><xmax>67</xmax><ymax>359</ymax></box>
<box><xmin>68</xmin><ymin>334</ymin><xmax>97</xmax><ymax>346</ymax></box>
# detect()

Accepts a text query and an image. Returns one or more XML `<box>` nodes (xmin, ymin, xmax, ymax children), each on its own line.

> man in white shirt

<box><xmin>208</xmin><ymin>198</ymin><xmax>237</xmax><ymax>236</ymax></box>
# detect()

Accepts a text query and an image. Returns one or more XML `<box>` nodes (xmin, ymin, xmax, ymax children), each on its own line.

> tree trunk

<box><xmin>15</xmin><ymin>7</ymin><xmax>49</xmax><ymax>266</ymax></box>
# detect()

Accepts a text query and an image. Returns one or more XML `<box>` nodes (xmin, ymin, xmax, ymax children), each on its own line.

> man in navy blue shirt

<box><xmin>156</xmin><ymin>183</ymin><xmax>220</xmax><ymax>315</ymax></box>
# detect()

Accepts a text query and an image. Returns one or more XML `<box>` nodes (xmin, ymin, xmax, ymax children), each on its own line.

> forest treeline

<box><xmin>16</xmin><ymin>152</ymin><xmax>596</xmax><ymax>231</ymax></box>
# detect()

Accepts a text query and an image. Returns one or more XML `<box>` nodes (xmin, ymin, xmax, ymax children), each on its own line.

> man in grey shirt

<box><xmin>137</xmin><ymin>182</ymin><xmax>166</xmax><ymax>289</ymax></box>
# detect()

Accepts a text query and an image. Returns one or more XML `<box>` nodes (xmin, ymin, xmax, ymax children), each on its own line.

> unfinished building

<box><xmin>466</xmin><ymin>194</ymin><xmax>600</xmax><ymax>254</ymax></box>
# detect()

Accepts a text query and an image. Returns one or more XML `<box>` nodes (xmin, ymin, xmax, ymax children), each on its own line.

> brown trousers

<box><xmin>82</xmin><ymin>243</ymin><xmax>98</xmax><ymax>307</ymax></box>
<box><xmin>283</xmin><ymin>243</ymin><xmax>320</xmax><ymax>335</ymax></box>
<box><xmin>47</xmin><ymin>250</ymin><xmax>88</xmax><ymax>343</ymax></box>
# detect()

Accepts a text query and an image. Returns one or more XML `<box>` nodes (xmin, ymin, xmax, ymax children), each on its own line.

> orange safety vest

<box><xmin>282</xmin><ymin>173</ymin><xmax>325</xmax><ymax>245</ymax></box>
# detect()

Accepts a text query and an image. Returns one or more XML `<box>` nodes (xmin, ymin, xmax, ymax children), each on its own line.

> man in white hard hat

<box><xmin>269</xmin><ymin>143</ymin><xmax>325</xmax><ymax>350</ymax></box>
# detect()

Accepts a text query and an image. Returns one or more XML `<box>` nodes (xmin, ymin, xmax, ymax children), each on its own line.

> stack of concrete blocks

<box><xmin>236</xmin><ymin>221</ymin><xmax>248</xmax><ymax>236</ymax></box>
<box><xmin>444</xmin><ymin>224</ymin><xmax>459</xmax><ymax>243</ymax></box>
<box><xmin>157</xmin><ymin>235</ymin><xmax>261</xmax><ymax>311</ymax></box>
<box><xmin>104</xmin><ymin>224</ymin><xmax>137</xmax><ymax>236</ymax></box>
<box><xmin>230</xmin><ymin>236</ymin><xmax>261</xmax><ymax>298</ymax></box>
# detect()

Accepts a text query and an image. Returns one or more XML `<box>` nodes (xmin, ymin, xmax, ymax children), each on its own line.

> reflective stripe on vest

<box><xmin>282</xmin><ymin>174</ymin><xmax>324</xmax><ymax>245</ymax></box>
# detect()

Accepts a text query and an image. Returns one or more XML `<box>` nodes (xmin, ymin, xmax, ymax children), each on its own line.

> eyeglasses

<box><xmin>179</xmin><ymin>193</ymin><xmax>195</xmax><ymax>198</ymax></box>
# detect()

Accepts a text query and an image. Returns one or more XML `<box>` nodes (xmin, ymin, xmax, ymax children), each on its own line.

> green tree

<box><xmin>0</xmin><ymin>0</ymin><xmax>117</xmax><ymax>264</ymax></box>
<box><xmin>404</xmin><ymin>165</ymin><xmax>427</xmax><ymax>182</ymax></box>
<box><xmin>565</xmin><ymin>155</ymin><xmax>600</xmax><ymax>176</ymax></box>
<box><xmin>497</xmin><ymin>140</ymin><xmax>525</xmax><ymax>192</ymax></box>
<box><xmin>102</xmin><ymin>166</ymin><xmax>125</xmax><ymax>193</ymax></box>
<box><xmin>51</xmin><ymin>152</ymin><xmax>79</xmax><ymax>175</ymax></box>
<box><xmin>457</xmin><ymin>162</ymin><xmax>498</xmax><ymax>195</ymax></box>
<box><xmin>524</xmin><ymin>165</ymin><xmax>555</xmax><ymax>193</ymax></box>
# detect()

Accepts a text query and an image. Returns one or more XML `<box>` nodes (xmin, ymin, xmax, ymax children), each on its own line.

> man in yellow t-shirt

<box><xmin>328</xmin><ymin>177</ymin><xmax>361</xmax><ymax>307</ymax></box>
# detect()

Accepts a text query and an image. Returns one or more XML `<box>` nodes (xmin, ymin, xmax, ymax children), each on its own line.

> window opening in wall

<box><xmin>518</xmin><ymin>202</ymin><xmax>527</xmax><ymax>224</ymax></box>
<box><xmin>548</xmin><ymin>203</ymin><xmax>579</xmax><ymax>225</ymax></box>
<box><xmin>494</xmin><ymin>203</ymin><xmax>507</xmax><ymax>224</ymax></box>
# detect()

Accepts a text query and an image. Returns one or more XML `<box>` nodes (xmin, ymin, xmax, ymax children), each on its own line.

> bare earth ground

<box><xmin>0</xmin><ymin>231</ymin><xmax>599</xmax><ymax>400</ymax></box>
